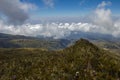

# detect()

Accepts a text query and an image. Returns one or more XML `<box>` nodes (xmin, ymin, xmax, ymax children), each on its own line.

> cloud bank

<box><xmin>0</xmin><ymin>1</ymin><xmax>120</xmax><ymax>39</ymax></box>
<box><xmin>0</xmin><ymin>0</ymin><xmax>36</xmax><ymax>24</ymax></box>
<box><xmin>0</xmin><ymin>21</ymin><xmax>98</xmax><ymax>39</ymax></box>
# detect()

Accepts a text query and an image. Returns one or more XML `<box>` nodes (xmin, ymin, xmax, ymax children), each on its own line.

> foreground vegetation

<box><xmin>0</xmin><ymin>39</ymin><xmax>120</xmax><ymax>80</ymax></box>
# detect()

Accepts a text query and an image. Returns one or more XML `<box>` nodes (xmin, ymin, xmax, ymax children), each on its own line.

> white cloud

<box><xmin>95</xmin><ymin>1</ymin><xmax>112</xmax><ymax>26</ymax></box>
<box><xmin>42</xmin><ymin>0</ymin><xmax>54</xmax><ymax>7</ymax></box>
<box><xmin>91</xmin><ymin>1</ymin><xmax>120</xmax><ymax>36</ymax></box>
<box><xmin>112</xmin><ymin>19</ymin><xmax>120</xmax><ymax>37</ymax></box>
<box><xmin>0</xmin><ymin>21</ymin><xmax>98</xmax><ymax>39</ymax></box>
<box><xmin>98</xmin><ymin>1</ymin><xmax>111</xmax><ymax>8</ymax></box>
<box><xmin>20</xmin><ymin>3</ymin><xmax>38</xmax><ymax>12</ymax></box>
<box><xmin>0</xmin><ymin>0</ymin><xmax>37</xmax><ymax>24</ymax></box>
<box><xmin>0</xmin><ymin>1</ymin><xmax>120</xmax><ymax>39</ymax></box>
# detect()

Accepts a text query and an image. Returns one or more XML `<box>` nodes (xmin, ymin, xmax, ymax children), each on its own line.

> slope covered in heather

<box><xmin>0</xmin><ymin>39</ymin><xmax>120</xmax><ymax>80</ymax></box>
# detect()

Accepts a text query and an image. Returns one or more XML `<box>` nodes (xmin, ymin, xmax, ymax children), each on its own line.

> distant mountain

<box><xmin>0</xmin><ymin>33</ymin><xmax>31</xmax><ymax>48</ymax></box>
<box><xmin>0</xmin><ymin>33</ymin><xmax>34</xmax><ymax>39</ymax></box>
<box><xmin>0</xmin><ymin>39</ymin><xmax>120</xmax><ymax>79</ymax></box>
<box><xmin>65</xmin><ymin>32</ymin><xmax>120</xmax><ymax>53</ymax></box>
<box><xmin>0</xmin><ymin>33</ymin><xmax>71</xmax><ymax>50</ymax></box>
<box><xmin>0</xmin><ymin>32</ymin><xmax>120</xmax><ymax>53</ymax></box>
<box><xmin>66</xmin><ymin>31</ymin><xmax>120</xmax><ymax>41</ymax></box>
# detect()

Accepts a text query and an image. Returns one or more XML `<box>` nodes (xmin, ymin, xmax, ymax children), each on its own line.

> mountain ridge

<box><xmin>0</xmin><ymin>38</ymin><xmax>120</xmax><ymax>79</ymax></box>
<box><xmin>0</xmin><ymin>33</ymin><xmax>120</xmax><ymax>53</ymax></box>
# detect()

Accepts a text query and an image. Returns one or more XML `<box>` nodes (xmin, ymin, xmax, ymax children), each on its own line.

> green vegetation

<box><xmin>0</xmin><ymin>39</ymin><xmax>120</xmax><ymax>80</ymax></box>
<box><xmin>10</xmin><ymin>39</ymin><xmax>70</xmax><ymax>50</ymax></box>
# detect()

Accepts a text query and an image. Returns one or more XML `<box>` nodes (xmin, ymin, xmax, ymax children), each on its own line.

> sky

<box><xmin>0</xmin><ymin>0</ymin><xmax>120</xmax><ymax>39</ymax></box>
<box><xmin>20</xmin><ymin>0</ymin><xmax>120</xmax><ymax>17</ymax></box>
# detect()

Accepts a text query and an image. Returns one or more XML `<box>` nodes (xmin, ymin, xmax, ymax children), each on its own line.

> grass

<box><xmin>0</xmin><ymin>39</ymin><xmax>120</xmax><ymax>80</ymax></box>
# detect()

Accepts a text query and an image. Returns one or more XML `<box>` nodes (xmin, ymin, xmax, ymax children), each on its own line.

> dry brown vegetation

<box><xmin>0</xmin><ymin>39</ymin><xmax>120</xmax><ymax>80</ymax></box>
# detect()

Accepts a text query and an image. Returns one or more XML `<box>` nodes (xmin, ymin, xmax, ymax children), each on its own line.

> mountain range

<box><xmin>0</xmin><ymin>32</ymin><xmax>120</xmax><ymax>53</ymax></box>
<box><xmin>0</xmin><ymin>33</ymin><xmax>71</xmax><ymax>50</ymax></box>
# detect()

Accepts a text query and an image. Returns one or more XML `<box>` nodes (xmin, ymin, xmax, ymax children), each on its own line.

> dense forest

<box><xmin>0</xmin><ymin>39</ymin><xmax>120</xmax><ymax>80</ymax></box>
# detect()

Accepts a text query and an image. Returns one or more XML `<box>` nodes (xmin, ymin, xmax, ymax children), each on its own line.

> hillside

<box><xmin>91</xmin><ymin>40</ymin><xmax>120</xmax><ymax>54</ymax></box>
<box><xmin>0</xmin><ymin>39</ymin><xmax>120</xmax><ymax>80</ymax></box>
<box><xmin>0</xmin><ymin>33</ymin><xmax>71</xmax><ymax>50</ymax></box>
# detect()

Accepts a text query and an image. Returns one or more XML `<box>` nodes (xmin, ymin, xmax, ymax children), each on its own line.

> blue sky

<box><xmin>20</xmin><ymin>0</ymin><xmax>120</xmax><ymax>17</ymax></box>
<box><xmin>0</xmin><ymin>0</ymin><xmax>120</xmax><ymax>38</ymax></box>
